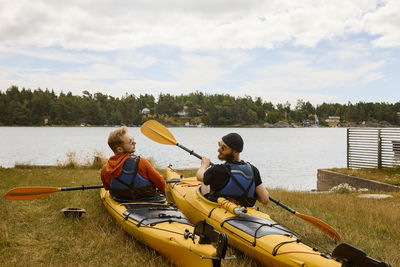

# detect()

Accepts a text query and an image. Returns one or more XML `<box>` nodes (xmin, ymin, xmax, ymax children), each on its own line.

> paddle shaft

<box><xmin>5</xmin><ymin>185</ymin><xmax>104</xmax><ymax>200</ymax></box>
<box><xmin>177</xmin><ymin>143</ymin><xmax>215</xmax><ymax>165</ymax></box>
<box><xmin>61</xmin><ymin>185</ymin><xmax>103</xmax><ymax>191</ymax></box>
<box><xmin>268</xmin><ymin>196</ymin><xmax>297</xmax><ymax>214</ymax></box>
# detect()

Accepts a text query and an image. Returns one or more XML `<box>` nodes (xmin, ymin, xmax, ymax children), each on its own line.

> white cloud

<box><xmin>166</xmin><ymin>51</ymin><xmax>254</xmax><ymax>91</ymax></box>
<box><xmin>114</xmin><ymin>52</ymin><xmax>158</xmax><ymax>69</ymax></box>
<box><xmin>1</xmin><ymin>0</ymin><xmax>398</xmax><ymax>50</ymax></box>
<box><xmin>0</xmin><ymin>64</ymin><xmax>174</xmax><ymax>96</ymax></box>
<box><xmin>359</xmin><ymin>0</ymin><xmax>400</xmax><ymax>47</ymax></box>
<box><xmin>238</xmin><ymin>47</ymin><xmax>386</xmax><ymax>105</ymax></box>
<box><xmin>0</xmin><ymin>45</ymin><xmax>104</xmax><ymax>64</ymax></box>
<box><xmin>246</xmin><ymin>89</ymin><xmax>338</xmax><ymax>106</ymax></box>
<box><xmin>61</xmin><ymin>64</ymin><xmax>131</xmax><ymax>81</ymax></box>
<box><xmin>258</xmin><ymin>59</ymin><xmax>384</xmax><ymax>90</ymax></box>
<box><xmin>168</xmin><ymin>54</ymin><xmax>225</xmax><ymax>89</ymax></box>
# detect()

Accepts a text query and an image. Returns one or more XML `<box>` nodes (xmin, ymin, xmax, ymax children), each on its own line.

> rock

<box><xmin>358</xmin><ymin>194</ymin><xmax>393</xmax><ymax>199</ymax></box>
<box><xmin>273</xmin><ymin>121</ymin><xmax>293</xmax><ymax>128</ymax></box>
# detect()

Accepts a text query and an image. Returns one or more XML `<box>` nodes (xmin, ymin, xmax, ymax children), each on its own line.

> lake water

<box><xmin>0</xmin><ymin>126</ymin><xmax>347</xmax><ymax>190</ymax></box>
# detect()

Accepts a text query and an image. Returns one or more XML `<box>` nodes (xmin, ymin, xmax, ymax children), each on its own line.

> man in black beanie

<box><xmin>196</xmin><ymin>133</ymin><xmax>269</xmax><ymax>207</ymax></box>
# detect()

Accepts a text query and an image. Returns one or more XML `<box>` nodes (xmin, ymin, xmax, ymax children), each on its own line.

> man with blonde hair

<box><xmin>101</xmin><ymin>126</ymin><xmax>166</xmax><ymax>201</ymax></box>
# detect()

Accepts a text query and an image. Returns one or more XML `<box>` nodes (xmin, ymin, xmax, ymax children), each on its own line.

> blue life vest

<box><xmin>218</xmin><ymin>163</ymin><xmax>256</xmax><ymax>206</ymax></box>
<box><xmin>109</xmin><ymin>156</ymin><xmax>157</xmax><ymax>202</ymax></box>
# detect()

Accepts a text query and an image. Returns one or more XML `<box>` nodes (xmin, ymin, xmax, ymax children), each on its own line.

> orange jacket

<box><xmin>101</xmin><ymin>153</ymin><xmax>166</xmax><ymax>194</ymax></box>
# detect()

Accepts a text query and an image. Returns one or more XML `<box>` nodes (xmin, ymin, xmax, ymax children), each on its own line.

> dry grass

<box><xmin>262</xmin><ymin>189</ymin><xmax>400</xmax><ymax>266</ymax></box>
<box><xmin>331</xmin><ymin>167</ymin><xmax>400</xmax><ymax>186</ymax></box>
<box><xmin>1</xmin><ymin>167</ymin><xmax>398</xmax><ymax>266</ymax></box>
<box><xmin>0</xmin><ymin>167</ymin><xmax>173</xmax><ymax>267</ymax></box>
<box><xmin>56</xmin><ymin>151</ymin><xmax>108</xmax><ymax>169</ymax></box>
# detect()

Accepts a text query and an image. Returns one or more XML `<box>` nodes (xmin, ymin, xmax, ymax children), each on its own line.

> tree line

<box><xmin>1</xmin><ymin>86</ymin><xmax>399</xmax><ymax>126</ymax></box>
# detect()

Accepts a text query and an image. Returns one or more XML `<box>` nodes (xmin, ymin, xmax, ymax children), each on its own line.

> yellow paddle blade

<box><xmin>296</xmin><ymin>212</ymin><xmax>341</xmax><ymax>242</ymax></box>
<box><xmin>5</xmin><ymin>187</ymin><xmax>61</xmax><ymax>200</ymax></box>
<box><xmin>141</xmin><ymin>120</ymin><xmax>178</xmax><ymax>145</ymax></box>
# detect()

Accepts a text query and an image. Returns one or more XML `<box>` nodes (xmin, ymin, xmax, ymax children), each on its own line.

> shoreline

<box><xmin>1</xmin><ymin>123</ymin><xmax>399</xmax><ymax>128</ymax></box>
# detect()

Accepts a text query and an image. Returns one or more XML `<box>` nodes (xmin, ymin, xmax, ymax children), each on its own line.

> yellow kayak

<box><xmin>100</xmin><ymin>188</ymin><xmax>227</xmax><ymax>267</ymax></box>
<box><xmin>165</xmin><ymin>167</ymin><xmax>341</xmax><ymax>267</ymax></box>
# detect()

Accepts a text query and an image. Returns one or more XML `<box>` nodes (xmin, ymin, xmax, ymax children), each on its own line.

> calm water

<box><xmin>0</xmin><ymin>127</ymin><xmax>347</xmax><ymax>190</ymax></box>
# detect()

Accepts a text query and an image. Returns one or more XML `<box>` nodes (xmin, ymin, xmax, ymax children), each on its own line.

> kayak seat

<box><xmin>122</xmin><ymin>203</ymin><xmax>192</xmax><ymax>227</ymax></box>
<box><xmin>222</xmin><ymin>216</ymin><xmax>295</xmax><ymax>239</ymax></box>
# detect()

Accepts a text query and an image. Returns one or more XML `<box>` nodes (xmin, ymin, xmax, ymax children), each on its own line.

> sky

<box><xmin>0</xmin><ymin>0</ymin><xmax>399</xmax><ymax>105</ymax></box>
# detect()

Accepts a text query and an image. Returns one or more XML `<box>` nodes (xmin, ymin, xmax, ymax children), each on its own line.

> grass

<box><xmin>1</xmin><ymin>166</ymin><xmax>399</xmax><ymax>266</ymax></box>
<box><xmin>331</xmin><ymin>167</ymin><xmax>400</xmax><ymax>186</ymax></box>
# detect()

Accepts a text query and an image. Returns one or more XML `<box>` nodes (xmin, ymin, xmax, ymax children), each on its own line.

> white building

<box><xmin>141</xmin><ymin>108</ymin><xmax>150</xmax><ymax>115</ymax></box>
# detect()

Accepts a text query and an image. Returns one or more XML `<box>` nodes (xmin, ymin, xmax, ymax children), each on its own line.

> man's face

<box><xmin>217</xmin><ymin>140</ymin><xmax>234</xmax><ymax>161</ymax></box>
<box><xmin>119</xmin><ymin>133</ymin><xmax>136</xmax><ymax>154</ymax></box>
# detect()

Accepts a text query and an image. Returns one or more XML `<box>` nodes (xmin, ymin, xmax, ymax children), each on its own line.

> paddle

<box><xmin>5</xmin><ymin>185</ymin><xmax>103</xmax><ymax>200</ymax></box>
<box><xmin>140</xmin><ymin>119</ymin><xmax>206</xmax><ymax>163</ymax></box>
<box><xmin>141</xmin><ymin>120</ymin><xmax>342</xmax><ymax>242</ymax></box>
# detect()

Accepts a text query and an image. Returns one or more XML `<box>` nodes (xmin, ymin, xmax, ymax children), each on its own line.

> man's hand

<box><xmin>200</xmin><ymin>156</ymin><xmax>211</xmax><ymax>168</ymax></box>
<box><xmin>197</xmin><ymin>156</ymin><xmax>211</xmax><ymax>182</ymax></box>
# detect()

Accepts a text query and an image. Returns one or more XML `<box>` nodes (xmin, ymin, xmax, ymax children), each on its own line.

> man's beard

<box><xmin>218</xmin><ymin>152</ymin><xmax>234</xmax><ymax>162</ymax></box>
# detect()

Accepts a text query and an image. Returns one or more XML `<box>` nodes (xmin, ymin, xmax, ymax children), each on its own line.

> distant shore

<box><xmin>1</xmin><ymin>120</ymin><xmax>398</xmax><ymax>128</ymax></box>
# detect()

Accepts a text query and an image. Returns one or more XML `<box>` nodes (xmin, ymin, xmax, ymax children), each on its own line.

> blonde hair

<box><xmin>108</xmin><ymin>126</ymin><xmax>128</xmax><ymax>152</ymax></box>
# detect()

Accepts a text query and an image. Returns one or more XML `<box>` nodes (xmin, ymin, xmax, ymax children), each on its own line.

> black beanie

<box><xmin>222</xmin><ymin>133</ymin><xmax>243</xmax><ymax>152</ymax></box>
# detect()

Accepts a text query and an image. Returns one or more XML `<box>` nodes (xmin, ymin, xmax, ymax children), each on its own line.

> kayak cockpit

<box><xmin>122</xmin><ymin>203</ymin><xmax>192</xmax><ymax>227</ymax></box>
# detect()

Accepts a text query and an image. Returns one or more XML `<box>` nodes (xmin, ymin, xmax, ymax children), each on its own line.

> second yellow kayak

<box><xmin>166</xmin><ymin>167</ymin><xmax>341</xmax><ymax>267</ymax></box>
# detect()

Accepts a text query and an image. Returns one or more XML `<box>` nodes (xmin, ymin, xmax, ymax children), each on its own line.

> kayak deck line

<box><xmin>220</xmin><ymin>216</ymin><xmax>295</xmax><ymax>246</ymax></box>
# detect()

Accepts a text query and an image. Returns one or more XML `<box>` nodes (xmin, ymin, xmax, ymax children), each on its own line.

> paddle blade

<box><xmin>141</xmin><ymin>120</ymin><xmax>178</xmax><ymax>145</ymax></box>
<box><xmin>5</xmin><ymin>187</ymin><xmax>61</xmax><ymax>200</ymax></box>
<box><xmin>296</xmin><ymin>212</ymin><xmax>341</xmax><ymax>242</ymax></box>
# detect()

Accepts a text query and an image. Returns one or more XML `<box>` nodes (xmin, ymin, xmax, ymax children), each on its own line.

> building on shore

<box><xmin>325</xmin><ymin>116</ymin><xmax>341</xmax><ymax>127</ymax></box>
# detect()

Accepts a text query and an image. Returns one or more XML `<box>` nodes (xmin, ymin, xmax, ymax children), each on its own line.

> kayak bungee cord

<box><xmin>220</xmin><ymin>216</ymin><xmax>295</xmax><ymax>247</ymax></box>
<box><xmin>272</xmin><ymin>239</ymin><xmax>301</xmax><ymax>256</ymax></box>
<box><xmin>269</xmin><ymin>216</ymin><xmax>335</xmax><ymax>257</ymax></box>
<box><xmin>136</xmin><ymin>214</ymin><xmax>184</xmax><ymax>227</ymax></box>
